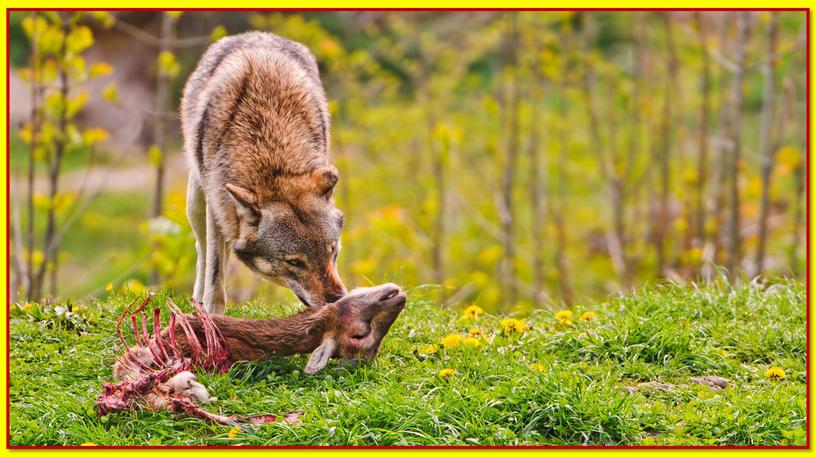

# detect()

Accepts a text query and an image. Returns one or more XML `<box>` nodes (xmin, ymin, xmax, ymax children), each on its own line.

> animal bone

<box><xmin>96</xmin><ymin>284</ymin><xmax>406</xmax><ymax>426</ymax></box>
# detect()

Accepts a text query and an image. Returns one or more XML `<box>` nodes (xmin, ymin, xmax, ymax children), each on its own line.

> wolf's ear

<box><xmin>310</xmin><ymin>166</ymin><xmax>339</xmax><ymax>199</ymax></box>
<box><xmin>304</xmin><ymin>338</ymin><xmax>336</xmax><ymax>374</ymax></box>
<box><xmin>225</xmin><ymin>183</ymin><xmax>260</xmax><ymax>225</ymax></box>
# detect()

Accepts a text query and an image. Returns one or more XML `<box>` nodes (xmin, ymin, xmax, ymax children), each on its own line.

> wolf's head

<box><xmin>227</xmin><ymin>166</ymin><xmax>346</xmax><ymax>307</ymax></box>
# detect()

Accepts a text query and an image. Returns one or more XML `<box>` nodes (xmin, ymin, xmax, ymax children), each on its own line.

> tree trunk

<box><xmin>710</xmin><ymin>14</ymin><xmax>734</xmax><ymax>271</ymax></box>
<box><xmin>499</xmin><ymin>13</ymin><xmax>519</xmax><ymax>307</ymax></box>
<box><xmin>580</xmin><ymin>14</ymin><xmax>628</xmax><ymax>283</ymax></box>
<box><xmin>25</xmin><ymin>12</ymin><xmax>39</xmax><ymax>299</ymax></box>
<box><xmin>726</xmin><ymin>12</ymin><xmax>751</xmax><ymax>279</ymax></box>
<box><xmin>785</xmin><ymin>78</ymin><xmax>805</xmax><ymax>277</ymax></box>
<box><xmin>654</xmin><ymin>12</ymin><xmax>677</xmax><ymax>278</ymax></box>
<box><xmin>153</xmin><ymin>13</ymin><xmax>173</xmax><ymax>219</ymax></box>
<box><xmin>692</xmin><ymin>12</ymin><xmax>711</xmax><ymax>277</ymax></box>
<box><xmin>151</xmin><ymin>13</ymin><xmax>175</xmax><ymax>285</ymax></box>
<box><xmin>32</xmin><ymin>15</ymin><xmax>70</xmax><ymax>301</ymax></box>
<box><xmin>430</xmin><ymin>114</ymin><xmax>445</xmax><ymax>291</ymax></box>
<box><xmin>754</xmin><ymin>12</ymin><xmax>779</xmax><ymax>276</ymax></box>
<box><xmin>554</xmin><ymin>77</ymin><xmax>574</xmax><ymax>305</ymax></box>
<box><xmin>529</xmin><ymin>71</ymin><xmax>545</xmax><ymax>305</ymax></box>
<box><xmin>619</xmin><ymin>13</ymin><xmax>644</xmax><ymax>285</ymax></box>
<box><xmin>550</xmin><ymin>22</ymin><xmax>574</xmax><ymax>305</ymax></box>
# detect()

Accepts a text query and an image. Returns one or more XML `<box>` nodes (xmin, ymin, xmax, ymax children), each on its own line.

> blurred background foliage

<box><xmin>8</xmin><ymin>11</ymin><xmax>807</xmax><ymax>312</ymax></box>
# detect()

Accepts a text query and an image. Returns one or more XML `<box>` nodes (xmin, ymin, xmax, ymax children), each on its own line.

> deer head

<box><xmin>305</xmin><ymin>283</ymin><xmax>406</xmax><ymax>374</ymax></box>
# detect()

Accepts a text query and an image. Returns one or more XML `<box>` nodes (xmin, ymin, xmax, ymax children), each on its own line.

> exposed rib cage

<box><xmin>95</xmin><ymin>294</ymin><xmax>298</xmax><ymax>426</ymax></box>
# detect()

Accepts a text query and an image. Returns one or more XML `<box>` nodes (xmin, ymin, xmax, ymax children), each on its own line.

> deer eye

<box><xmin>285</xmin><ymin>258</ymin><xmax>305</xmax><ymax>268</ymax></box>
<box><xmin>350</xmin><ymin>325</ymin><xmax>370</xmax><ymax>340</ymax></box>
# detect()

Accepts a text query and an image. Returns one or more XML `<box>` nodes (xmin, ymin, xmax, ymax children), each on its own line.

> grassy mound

<box><xmin>9</xmin><ymin>278</ymin><xmax>806</xmax><ymax>446</ymax></box>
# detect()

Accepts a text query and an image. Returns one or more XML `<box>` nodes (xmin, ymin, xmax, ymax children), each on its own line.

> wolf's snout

<box><xmin>326</xmin><ymin>290</ymin><xmax>345</xmax><ymax>303</ymax></box>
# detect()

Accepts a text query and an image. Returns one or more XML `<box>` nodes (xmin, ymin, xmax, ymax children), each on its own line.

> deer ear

<box><xmin>304</xmin><ymin>338</ymin><xmax>336</xmax><ymax>374</ymax></box>
<box><xmin>225</xmin><ymin>183</ymin><xmax>260</xmax><ymax>225</ymax></box>
<box><xmin>311</xmin><ymin>166</ymin><xmax>339</xmax><ymax>198</ymax></box>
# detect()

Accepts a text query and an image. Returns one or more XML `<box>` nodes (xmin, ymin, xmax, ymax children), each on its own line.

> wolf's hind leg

<box><xmin>186</xmin><ymin>175</ymin><xmax>207</xmax><ymax>302</ymax></box>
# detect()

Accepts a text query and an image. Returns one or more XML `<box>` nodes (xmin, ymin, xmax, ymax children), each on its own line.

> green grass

<box><xmin>9</xmin><ymin>278</ymin><xmax>807</xmax><ymax>446</ymax></box>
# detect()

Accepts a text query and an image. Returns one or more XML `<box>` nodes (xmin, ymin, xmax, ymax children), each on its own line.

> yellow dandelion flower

<box><xmin>421</xmin><ymin>344</ymin><xmax>439</xmax><ymax>355</ymax></box>
<box><xmin>462</xmin><ymin>336</ymin><xmax>481</xmax><ymax>348</ymax></box>
<box><xmin>442</xmin><ymin>333</ymin><xmax>463</xmax><ymax>349</ymax></box>
<box><xmin>438</xmin><ymin>368</ymin><xmax>457</xmax><ymax>378</ymax></box>
<box><xmin>766</xmin><ymin>367</ymin><xmax>786</xmax><ymax>381</ymax></box>
<box><xmin>105</xmin><ymin>282</ymin><xmax>113</xmax><ymax>293</ymax></box>
<box><xmin>555</xmin><ymin>310</ymin><xmax>573</xmax><ymax>324</ymax></box>
<box><xmin>468</xmin><ymin>327</ymin><xmax>485</xmax><ymax>338</ymax></box>
<box><xmin>529</xmin><ymin>363</ymin><xmax>546</xmax><ymax>372</ymax></box>
<box><xmin>579</xmin><ymin>311</ymin><xmax>596</xmax><ymax>321</ymax></box>
<box><xmin>227</xmin><ymin>426</ymin><xmax>241</xmax><ymax>438</ymax></box>
<box><xmin>462</xmin><ymin>304</ymin><xmax>484</xmax><ymax>321</ymax></box>
<box><xmin>501</xmin><ymin>318</ymin><xmax>528</xmax><ymax>334</ymax></box>
<box><xmin>80</xmin><ymin>442</ymin><xmax>97</xmax><ymax>446</ymax></box>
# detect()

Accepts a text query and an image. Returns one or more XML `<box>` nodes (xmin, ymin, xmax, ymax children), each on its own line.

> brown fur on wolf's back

<box><xmin>168</xmin><ymin>308</ymin><xmax>333</xmax><ymax>362</ymax></box>
<box><xmin>181</xmin><ymin>32</ymin><xmax>332</xmax><ymax>234</ymax></box>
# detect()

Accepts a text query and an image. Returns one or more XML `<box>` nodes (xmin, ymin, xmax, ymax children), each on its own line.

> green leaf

<box><xmin>65</xmin><ymin>25</ymin><xmax>94</xmax><ymax>55</ymax></box>
<box><xmin>148</xmin><ymin>144</ymin><xmax>163</xmax><ymax>167</ymax></box>
<box><xmin>21</xmin><ymin>15</ymin><xmax>49</xmax><ymax>40</ymax></box>
<box><xmin>43</xmin><ymin>92</ymin><xmax>65</xmax><ymax>120</ymax></box>
<box><xmin>82</xmin><ymin>128</ymin><xmax>109</xmax><ymax>145</ymax></box>
<box><xmin>91</xmin><ymin>11</ymin><xmax>115</xmax><ymax>28</ymax></box>
<box><xmin>65</xmin><ymin>123</ymin><xmax>82</xmax><ymax>146</ymax></box>
<box><xmin>38</xmin><ymin>25</ymin><xmax>65</xmax><ymax>56</ymax></box>
<box><xmin>40</xmin><ymin>59</ymin><xmax>58</xmax><ymax>85</ymax></box>
<box><xmin>157</xmin><ymin>51</ymin><xmax>180</xmax><ymax>79</ymax></box>
<box><xmin>17</xmin><ymin>123</ymin><xmax>33</xmax><ymax>144</ymax></box>
<box><xmin>210</xmin><ymin>25</ymin><xmax>227</xmax><ymax>42</ymax></box>
<box><xmin>65</xmin><ymin>90</ymin><xmax>89</xmax><ymax>119</ymax></box>
<box><xmin>33</xmin><ymin>193</ymin><xmax>50</xmax><ymax>211</ymax></box>
<box><xmin>89</xmin><ymin>61</ymin><xmax>113</xmax><ymax>79</ymax></box>
<box><xmin>102</xmin><ymin>83</ymin><xmax>119</xmax><ymax>104</ymax></box>
<box><xmin>66</xmin><ymin>54</ymin><xmax>86</xmax><ymax>81</ymax></box>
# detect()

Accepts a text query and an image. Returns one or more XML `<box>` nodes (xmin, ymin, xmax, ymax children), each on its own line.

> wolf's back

<box><xmin>181</xmin><ymin>32</ymin><xmax>330</xmax><ymax>186</ymax></box>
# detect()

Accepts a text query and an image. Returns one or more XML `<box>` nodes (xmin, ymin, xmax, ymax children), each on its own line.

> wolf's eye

<box><xmin>285</xmin><ymin>258</ymin><xmax>305</xmax><ymax>268</ymax></box>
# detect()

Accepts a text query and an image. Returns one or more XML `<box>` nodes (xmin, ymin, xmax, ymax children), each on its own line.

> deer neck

<box><xmin>209</xmin><ymin>306</ymin><xmax>337</xmax><ymax>360</ymax></box>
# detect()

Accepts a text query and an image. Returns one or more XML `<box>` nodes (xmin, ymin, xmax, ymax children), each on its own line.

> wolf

<box><xmin>180</xmin><ymin>32</ymin><xmax>346</xmax><ymax>314</ymax></box>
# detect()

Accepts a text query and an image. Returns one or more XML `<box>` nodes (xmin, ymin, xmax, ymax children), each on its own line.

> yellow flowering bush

<box><xmin>555</xmin><ymin>310</ymin><xmax>573</xmax><ymax>324</ymax></box>
<box><xmin>438</xmin><ymin>368</ymin><xmax>456</xmax><ymax>378</ymax></box>
<box><xmin>501</xmin><ymin>318</ymin><xmax>528</xmax><ymax>334</ymax></box>
<box><xmin>442</xmin><ymin>333</ymin><xmax>463</xmax><ymax>349</ymax></box>
<box><xmin>461</xmin><ymin>304</ymin><xmax>484</xmax><ymax>321</ymax></box>
<box><xmin>766</xmin><ymin>367</ymin><xmax>786</xmax><ymax>381</ymax></box>
<box><xmin>579</xmin><ymin>311</ymin><xmax>596</xmax><ymax>321</ymax></box>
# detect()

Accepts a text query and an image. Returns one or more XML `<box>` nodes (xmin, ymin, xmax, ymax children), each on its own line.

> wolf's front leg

<box><xmin>203</xmin><ymin>209</ymin><xmax>228</xmax><ymax>314</ymax></box>
<box><xmin>186</xmin><ymin>175</ymin><xmax>207</xmax><ymax>303</ymax></box>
